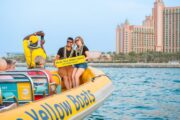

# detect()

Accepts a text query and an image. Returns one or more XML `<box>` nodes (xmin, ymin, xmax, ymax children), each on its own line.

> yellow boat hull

<box><xmin>0</xmin><ymin>67</ymin><xmax>113</xmax><ymax>120</ymax></box>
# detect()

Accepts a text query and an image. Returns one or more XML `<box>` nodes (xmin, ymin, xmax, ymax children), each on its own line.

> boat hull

<box><xmin>0</xmin><ymin>68</ymin><xmax>113</xmax><ymax>120</ymax></box>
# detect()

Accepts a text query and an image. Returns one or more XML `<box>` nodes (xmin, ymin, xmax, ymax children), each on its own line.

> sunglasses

<box><xmin>75</xmin><ymin>39</ymin><xmax>80</xmax><ymax>42</ymax></box>
<box><xmin>67</xmin><ymin>41</ymin><xmax>73</xmax><ymax>43</ymax></box>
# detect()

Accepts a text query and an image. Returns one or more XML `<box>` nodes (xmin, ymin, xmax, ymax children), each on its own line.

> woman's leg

<box><xmin>72</xmin><ymin>67</ymin><xmax>78</xmax><ymax>88</ymax></box>
<box><xmin>69</xmin><ymin>76</ymin><xmax>72</xmax><ymax>89</ymax></box>
<box><xmin>74</xmin><ymin>68</ymin><xmax>85</xmax><ymax>87</ymax></box>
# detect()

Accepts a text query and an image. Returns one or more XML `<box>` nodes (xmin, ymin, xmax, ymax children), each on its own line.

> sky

<box><xmin>0</xmin><ymin>0</ymin><xmax>179</xmax><ymax>56</ymax></box>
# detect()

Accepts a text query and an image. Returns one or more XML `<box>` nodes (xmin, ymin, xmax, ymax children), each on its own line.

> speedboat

<box><xmin>0</xmin><ymin>67</ymin><xmax>113</xmax><ymax>120</ymax></box>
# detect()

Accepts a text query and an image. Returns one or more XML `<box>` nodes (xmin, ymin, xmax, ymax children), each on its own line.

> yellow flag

<box><xmin>55</xmin><ymin>55</ymin><xmax>86</xmax><ymax>68</ymax></box>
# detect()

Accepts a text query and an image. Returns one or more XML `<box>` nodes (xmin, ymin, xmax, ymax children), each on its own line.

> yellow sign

<box><xmin>17</xmin><ymin>83</ymin><xmax>32</xmax><ymax>101</ymax></box>
<box><xmin>55</xmin><ymin>55</ymin><xmax>86</xmax><ymax>67</ymax></box>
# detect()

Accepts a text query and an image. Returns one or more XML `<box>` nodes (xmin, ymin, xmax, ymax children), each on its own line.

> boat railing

<box><xmin>0</xmin><ymin>72</ymin><xmax>34</xmax><ymax>106</ymax></box>
<box><xmin>7</xmin><ymin>70</ymin><xmax>51</xmax><ymax>96</ymax></box>
<box><xmin>7</xmin><ymin>69</ymin><xmax>61</xmax><ymax>97</ymax></box>
<box><xmin>51</xmin><ymin>72</ymin><xmax>61</xmax><ymax>85</ymax></box>
<box><xmin>50</xmin><ymin>72</ymin><xmax>62</xmax><ymax>93</ymax></box>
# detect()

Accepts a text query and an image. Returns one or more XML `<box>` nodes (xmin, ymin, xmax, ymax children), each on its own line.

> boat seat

<box><xmin>2</xmin><ymin>92</ymin><xmax>19</xmax><ymax>106</ymax></box>
<box><xmin>8</xmin><ymin>70</ymin><xmax>61</xmax><ymax>100</ymax></box>
<box><xmin>51</xmin><ymin>71</ymin><xmax>62</xmax><ymax>85</ymax></box>
<box><xmin>49</xmin><ymin>68</ymin><xmax>95</xmax><ymax>91</ymax></box>
<box><xmin>35</xmin><ymin>86</ymin><xmax>46</xmax><ymax>95</ymax></box>
<box><xmin>29</xmin><ymin>75</ymin><xmax>49</xmax><ymax>96</ymax></box>
<box><xmin>0</xmin><ymin>89</ymin><xmax>18</xmax><ymax>113</ymax></box>
<box><xmin>3</xmin><ymin>92</ymin><xmax>15</xmax><ymax>99</ymax></box>
<box><xmin>55</xmin><ymin>85</ymin><xmax>61</xmax><ymax>94</ymax></box>
<box><xmin>51</xmin><ymin>71</ymin><xmax>62</xmax><ymax>93</ymax></box>
<box><xmin>8</xmin><ymin>70</ymin><xmax>50</xmax><ymax>96</ymax></box>
<box><xmin>0</xmin><ymin>73</ymin><xmax>34</xmax><ymax>107</ymax></box>
<box><xmin>80</xmin><ymin>68</ymin><xmax>95</xmax><ymax>84</ymax></box>
<box><xmin>51</xmin><ymin>71</ymin><xmax>68</xmax><ymax>91</ymax></box>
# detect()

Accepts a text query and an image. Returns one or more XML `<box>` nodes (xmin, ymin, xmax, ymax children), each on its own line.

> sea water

<box><xmin>85</xmin><ymin>68</ymin><xmax>180</xmax><ymax>120</ymax></box>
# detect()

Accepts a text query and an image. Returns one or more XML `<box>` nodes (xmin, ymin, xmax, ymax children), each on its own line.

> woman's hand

<box><xmin>85</xmin><ymin>51</ymin><xmax>90</xmax><ymax>61</ymax></box>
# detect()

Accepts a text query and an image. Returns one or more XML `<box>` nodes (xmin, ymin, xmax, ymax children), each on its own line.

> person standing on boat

<box><xmin>56</xmin><ymin>37</ymin><xmax>75</xmax><ymax>90</ymax></box>
<box><xmin>72</xmin><ymin>36</ymin><xmax>89</xmax><ymax>88</ymax></box>
<box><xmin>23</xmin><ymin>31</ymin><xmax>47</xmax><ymax>69</ymax></box>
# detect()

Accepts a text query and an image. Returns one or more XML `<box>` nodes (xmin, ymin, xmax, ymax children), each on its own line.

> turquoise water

<box><xmin>85</xmin><ymin>68</ymin><xmax>180</xmax><ymax>120</ymax></box>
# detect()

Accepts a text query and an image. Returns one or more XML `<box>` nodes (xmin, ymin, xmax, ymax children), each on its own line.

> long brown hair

<box><xmin>75</xmin><ymin>36</ymin><xmax>84</xmax><ymax>46</ymax></box>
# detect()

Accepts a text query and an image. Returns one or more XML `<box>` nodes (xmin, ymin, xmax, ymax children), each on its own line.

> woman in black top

<box><xmin>72</xmin><ymin>36</ymin><xmax>89</xmax><ymax>88</ymax></box>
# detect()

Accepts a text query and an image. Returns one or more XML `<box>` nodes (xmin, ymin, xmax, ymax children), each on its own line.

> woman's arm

<box><xmin>85</xmin><ymin>51</ymin><xmax>90</xmax><ymax>61</ymax></box>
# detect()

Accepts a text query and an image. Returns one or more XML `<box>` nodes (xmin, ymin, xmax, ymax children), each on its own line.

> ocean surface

<box><xmin>84</xmin><ymin>68</ymin><xmax>180</xmax><ymax>120</ymax></box>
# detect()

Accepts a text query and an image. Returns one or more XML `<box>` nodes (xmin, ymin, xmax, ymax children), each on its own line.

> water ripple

<box><xmin>132</xmin><ymin>106</ymin><xmax>155</xmax><ymax>110</ymax></box>
<box><xmin>85</xmin><ymin>68</ymin><xmax>180</xmax><ymax>120</ymax></box>
<box><xmin>173</xmin><ymin>79</ymin><xmax>180</xmax><ymax>83</ymax></box>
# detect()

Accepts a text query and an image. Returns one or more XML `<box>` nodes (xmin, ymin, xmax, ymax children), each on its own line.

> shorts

<box><xmin>58</xmin><ymin>66</ymin><xmax>74</xmax><ymax>79</ymax></box>
<box><xmin>74</xmin><ymin>63</ymin><xmax>88</xmax><ymax>69</ymax></box>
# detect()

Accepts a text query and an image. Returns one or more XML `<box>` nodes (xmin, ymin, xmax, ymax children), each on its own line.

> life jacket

<box><xmin>23</xmin><ymin>39</ymin><xmax>47</xmax><ymax>68</ymax></box>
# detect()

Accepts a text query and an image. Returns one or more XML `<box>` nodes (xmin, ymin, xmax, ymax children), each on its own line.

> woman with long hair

<box><xmin>72</xmin><ymin>36</ymin><xmax>89</xmax><ymax>87</ymax></box>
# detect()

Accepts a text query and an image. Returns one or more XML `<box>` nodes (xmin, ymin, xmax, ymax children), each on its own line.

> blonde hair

<box><xmin>35</xmin><ymin>56</ymin><xmax>45</xmax><ymax>67</ymax></box>
<box><xmin>75</xmin><ymin>36</ymin><xmax>84</xmax><ymax>45</ymax></box>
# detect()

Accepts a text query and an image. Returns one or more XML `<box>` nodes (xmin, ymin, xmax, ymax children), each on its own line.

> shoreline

<box><xmin>16</xmin><ymin>63</ymin><xmax>180</xmax><ymax>68</ymax></box>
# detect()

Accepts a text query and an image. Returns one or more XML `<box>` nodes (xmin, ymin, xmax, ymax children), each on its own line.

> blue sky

<box><xmin>0</xmin><ymin>0</ymin><xmax>179</xmax><ymax>56</ymax></box>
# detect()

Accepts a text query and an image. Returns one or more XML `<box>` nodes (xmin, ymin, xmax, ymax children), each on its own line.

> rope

<box><xmin>91</xmin><ymin>74</ymin><xmax>110</xmax><ymax>82</ymax></box>
<box><xmin>63</xmin><ymin>46</ymin><xmax>74</xmax><ymax>58</ymax></box>
<box><xmin>76</xmin><ymin>45</ymin><xmax>84</xmax><ymax>56</ymax></box>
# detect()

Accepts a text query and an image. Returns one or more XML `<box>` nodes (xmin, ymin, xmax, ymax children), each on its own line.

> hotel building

<box><xmin>116</xmin><ymin>0</ymin><xmax>180</xmax><ymax>54</ymax></box>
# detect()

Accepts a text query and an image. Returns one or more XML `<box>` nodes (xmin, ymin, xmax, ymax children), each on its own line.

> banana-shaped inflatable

<box><xmin>23</xmin><ymin>35</ymin><xmax>47</xmax><ymax>68</ymax></box>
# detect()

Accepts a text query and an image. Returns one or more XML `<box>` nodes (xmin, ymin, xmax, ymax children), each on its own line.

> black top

<box><xmin>76</xmin><ymin>45</ymin><xmax>89</xmax><ymax>57</ymax></box>
<box><xmin>57</xmin><ymin>47</ymin><xmax>75</xmax><ymax>59</ymax></box>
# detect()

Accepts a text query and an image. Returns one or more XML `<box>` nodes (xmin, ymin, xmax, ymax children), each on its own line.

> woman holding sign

<box><xmin>72</xmin><ymin>36</ymin><xmax>89</xmax><ymax>88</ymax></box>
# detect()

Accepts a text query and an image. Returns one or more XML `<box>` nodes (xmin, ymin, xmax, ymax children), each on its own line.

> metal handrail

<box><xmin>0</xmin><ymin>73</ymin><xmax>34</xmax><ymax>101</ymax></box>
<box><xmin>7</xmin><ymin>69</ymin><xmax>51</xmax><ymax>95</ymax></box>
<box><xmin>51</xmin><ymin>73</ymin><xmax>62</xmax><ymax>83</ymax></box>
<box><xmin>91</xmin><ymin>74</ymin><xmax>110</xmax><ymax>82</ymax></box>
<box><xmin>0</xmin><ymin>88</ymin><xmax>2</xmax><ymax>105</ymax></box>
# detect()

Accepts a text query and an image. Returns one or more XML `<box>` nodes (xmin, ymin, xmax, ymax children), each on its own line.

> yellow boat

<box><xmin>0</xmin><ymin>67</ymin><xmax>113</xmax><ymax>120</ymax></box>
